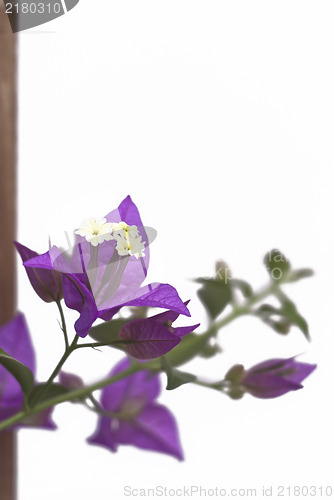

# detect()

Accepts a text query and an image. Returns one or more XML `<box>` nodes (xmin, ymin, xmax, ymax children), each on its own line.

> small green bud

<box><xmin>227</xmin><ymin>386</ymin><xmax>246</xmax><ymax>400</ymax></box>
<box><xmin>264</xmin><ymin>249</ymin><xmax>291</xmax><ymax>282</ymax></box>
<box><xmin>225</xmin><ymin>364</ymin><xmax>245</xmax><ymax>384</ymax></box>
<box><xmin>271</xmin><ymin>319</ymin><xmax>291</xmax><ymax>335</ymax></box>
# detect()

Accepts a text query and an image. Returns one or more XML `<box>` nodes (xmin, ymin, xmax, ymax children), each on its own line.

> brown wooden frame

<box><xmin>0</xmin><ymin>5</ymin><xmax>17</xmax><ymax>500</ymax></box>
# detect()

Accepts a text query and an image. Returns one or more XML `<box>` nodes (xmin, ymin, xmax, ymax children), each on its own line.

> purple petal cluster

<box><xmin>88</xmin><ymin>358</ymin><xmax>183</xmax><ymax>460</ymax></box>
<box><xmin>19</xmin><ymin>196</ymin><xmax>190</xmax><ymax>337</ymax></box>
<box><xmin>119</xmin><ymin>305</ymin><xmax>200</xmax><ymax>359</ymax></box>
<box><xmin>0</xmin><ymin>314</ymin><xmax>55</xmax><ymax>430</ymax></box>
<box><xmin>241</xmin><ymin>357</ymin><xmax>316</xmax><ymax>399</ymax></box>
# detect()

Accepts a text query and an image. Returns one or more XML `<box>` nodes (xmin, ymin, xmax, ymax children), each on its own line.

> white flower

<box><xmin>112</xmin><ymin>221</ymin><xmax>146</xmax><ymax>259</ymax></box>
<box><xmin>74</xmin><ymin>218</ymin><xmax>146</xmax><ymax>257</ymax></box>
<box><xmin>75</xmin><ymin>217</ymin><xmax>113</xmax><ymax>247</ymax></box>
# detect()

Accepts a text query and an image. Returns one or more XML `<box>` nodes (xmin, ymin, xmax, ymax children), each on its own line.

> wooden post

<box><xmin>0</xmin><ymin>5</ymin><xmax>17</xmax><ymax>500</ymax></box>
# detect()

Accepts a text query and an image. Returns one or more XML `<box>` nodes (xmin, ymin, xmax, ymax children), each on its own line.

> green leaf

<box><xmin>28</xmin><ymin>383</ymin><xmax>70</xmax><ymax>405</ymax></box>
<box><xmin>287</xmin><ymin>268</ymin><xmax>314</xmax><ymax>282</ymax></box>
<box><xmin>164</xmin><ymin>332</ymin><xmax>210</xmax><ymax>367</ymax></box>
<box><xmin>257</xmin><ymin>304</ymin><xmax>279</xmax><ymax>315</ymax></box>
<box><xmin>255</xmin><ymin>308</ymin><xmax>291</xmax><ymax>335</ymax></box>
<box><xmin>196</xmin><ymin>277</ymin><xmax>232</xmax><ymax>320</ymax></box>
<box><xmin>255</xmin><ymin>298</ymin><xmax>310</xmax><ymax>340</ymax></box>
<box><xmin>230</xmin><ymin>279</ymin><xmax>253</xmax><ymax>298</ymax></box>
<box><xmin>199</xmin><ymin>340</ymin><xmax>222</xmax><ymax>358</ymax></box>
<box><xmin>88</xmin><ymin>319</ymin><xmax>129</xmax><ymax>345</ymax></box>
<box><xmin>264</xmin><ymin>249</ymin><xmax>291</xmax><ymax>282</ymax></box>
<box><xmin>279</xmin><ymin>297</ymin><xmax>310</xmax><ymax>340</ymax></box>
<box><xmin>0</xmin><ymin>348</ymin><xmax>35</xmax><ymax>397</ymax></box>
<box><xmin>161</xmin><ymin>357</ymin><xmax>196</xmax><ymax>390</ymax></box>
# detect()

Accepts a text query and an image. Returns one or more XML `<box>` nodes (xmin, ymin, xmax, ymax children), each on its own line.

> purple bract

<box><xmin>241</xmin><ymin>357</ymin><xmax>316</xmax><ymax>399</ymax></box>
<box><xmin>119</xmin><ymin>304</ymin><xmax>200</xmax><ymax>359</ymax></box>
<box><xmin>87</xmin><ymin>358</ymin><xmax>184</xmax><ymax>460</ymax></box>
<box><xmin>0</xmin><ymin>313</ymin><xmax>55</xmax><ymax>430</ymax></box>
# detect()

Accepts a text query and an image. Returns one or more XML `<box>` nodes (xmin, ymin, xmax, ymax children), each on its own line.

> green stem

<box><xmin>0</xmin><ymin>362</ymin><xmax>141</xmax><ymax>432</ymax></box>
<box><xmin>191</xmin><ymin>378</ymin><xmax>228</xmax><ymax>392</ymax></box>
<box><xmin>215</xmin><ymin>279</ymin><xmax>280</xmax><ymax>331</ymax></box>
<box><xmin>74</xmin><ymin>340</ymin><xmax>126</xmax><ymax>350</ymax></box>
<box><xmin>33</xmin><ymin>302</ymin><xmax>78</xmax><ymax>405</ymax></box>
<box><xmin>29</xmin><ymin>334</ymin><xmax>79</xmax><ymax>407</ymax></box>
<box><xmin>56</xmin><ymin>300</ymin><xmax>69</xmax><ymax>350</ymax></box>
<box><xmin>88</xmin><ymin>394</ymin><xmax>102</xmax><ymax>410</ymax></box>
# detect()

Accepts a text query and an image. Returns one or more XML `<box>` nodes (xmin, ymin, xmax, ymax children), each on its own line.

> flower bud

<box><xmin>239</xmin><ymin>357</ymin><xmax>316</xmax><ymax>399</ymax></box>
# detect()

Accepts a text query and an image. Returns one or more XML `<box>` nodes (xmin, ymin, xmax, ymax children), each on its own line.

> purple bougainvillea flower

<box><xmin>0</xmin><ymin>313</ymin><xmax>55</xmax><ymax>430</ymax></box>
<box><xmin>119</xmin><ymin>303</ymin><xmax>200</xmax><ymax>359</ymax></box>
<box><xmin>87</xmin><ymin>358</ymin><xmax>183</xmax><ymax>460</ymax></box>
<box><xmin>240</xmin><ymin>357</ymin><xmax>316</xmax><ymax>399</ymax></box>
<box><xmin>14</xmin><ymin>241</ymin><xmax>63</xmax><ymax>303</ymax></box>
<box><xmin>21</xmin><ymin>196</ymin><xmax>190</xmax><ymax>337</ymax></box>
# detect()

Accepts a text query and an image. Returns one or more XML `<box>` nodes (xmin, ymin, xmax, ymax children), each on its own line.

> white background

<box><xmin>17</xmin><ymin>2</ymin><xmax>334</xmax><ymax>499</ymax></box>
